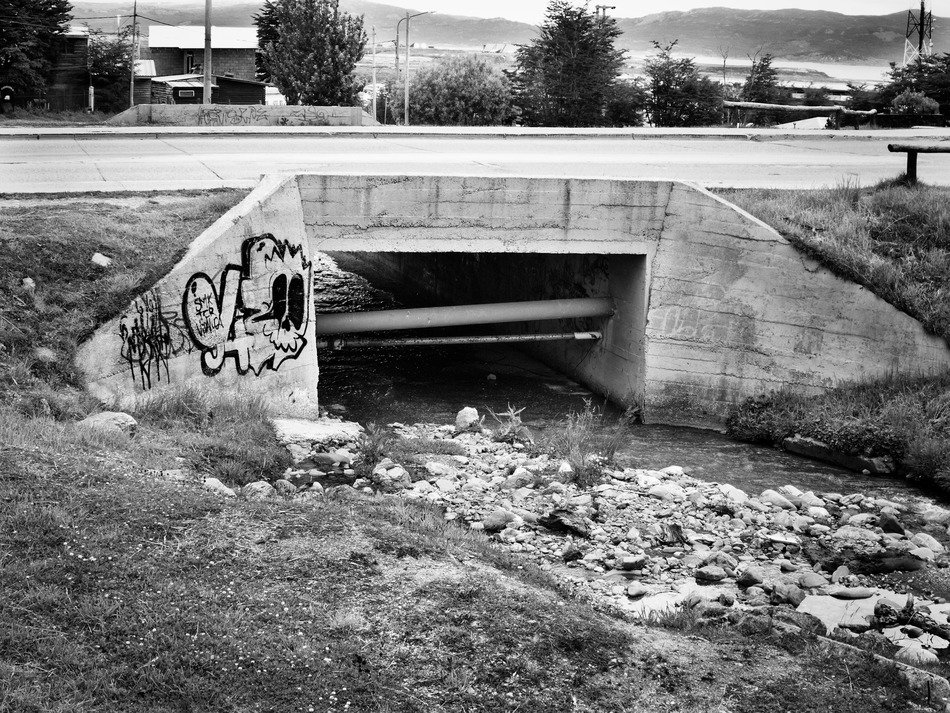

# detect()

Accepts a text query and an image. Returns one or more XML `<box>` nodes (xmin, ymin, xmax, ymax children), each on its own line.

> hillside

<box><xmin>70</xmin><ymin>0</ymin><xmax>537</xmax><ymax>48</ymax></box>
<box><xmin>618</xmin><ymin>8</ymin><xmax>950</xmax><ymax>63</ymax></box>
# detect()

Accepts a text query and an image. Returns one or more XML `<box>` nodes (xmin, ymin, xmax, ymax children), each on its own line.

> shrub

<box><xmin>398</xmin><ymin>55</ymin><xmax>515</xmax><ymax>127</ymax></box>
<box><xmin>891</xmin><ymin>90</ymin><xmax>939</xmax><ymax>116</ymax></box>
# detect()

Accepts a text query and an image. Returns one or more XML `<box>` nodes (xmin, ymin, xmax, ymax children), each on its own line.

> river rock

<box><xmin>273</xmin><ymin>479</ymin><xmax>297</xmax><ymax>496</ymax></box>
<box><xmin>695</xmin><ymin>565</ymin><xmax>728</xmax><ymax>584</ymax></box>
<box><xmin>912</xmin><ymin>532</ymin><xmax>945</xmax><ymax>554</ymax></box>
<box><xmin>621</xmin><ymin>554</ymin><xmax>648</xmax><ymax>571</ymax></box>
<box><xmin>737</xmin><ymin>565</ymin><xmax>765</xmax><ymax>587</ymax></box>
<box><xmin>455</xmin><ymin>407</ymin><xmax>481</xmax><ymax>431</ymax></box>
<box><xmin>827</xmin><ymin>586</ymin><xmax>875</xmax><ymax>600</ymax></box>
<box><xmin>203</xmin><ymin>477</ymin><xmax>235</xmax><ymax>498</ymax></box>
<box><xmin>540</xmin><ymin>508</ymin><xmax>590</xmax><ymax>537</ymax></box>
<box><xmin>773</xmin><ymin>583</ymin><xmax>807</xmax><ymax>607</ymax></box>
<box><xmin>718</xmin><ymin>484</ymin><xmax>748</xmax><ymax>504</ymax></box>
<box><xmin>831</xmin><ymin>565</ymin><xmax>850</xmax><ymax>583</ymax></box>
<box><xmin>799</xmin><ymin>571</ymin><xmax>829</xmax><ymax>589</ymax></box>
<box><xmin>79</xmin><ymin>411</ymin><xmax>137</xmax><ymax>435</ymax></box>
<box><xmin>648</xmin><ymin>483</ymin><xmax>686</xmax><ymax>502</ymax></box>
<box><xmin>243</xmin><ymin>481</ymin><xmax>276</xmax><ymax>499</ymax></box>
<box><xmin>833</xmin><ymin>525</ymin><xmax>881</xmax><ymax>544</ymax></box>
<box><xmin>484</xmin><ymin>508</ymin><xmax>516</xmax><ymax>533</ymax></box>
<box><xmin>425</xmin><ymin>461</ymin><xmax>457</xmax><ymax>478</ymax></box>
<box><xmin>895</xmin><ymin>644</ymin><xmax>940</xmax><ymax>666</ymax></box>
<box><xmin>910</xmin><ymin>546</ymin><xmax>936</xmax><ymax>562</ymax></box>
<box><xmin>626</xmin><ymin>583</ymin><xmax>649</xmax><ymax>599</ymax></box>
<box><xmin>760</xmin><ymin>489</ymin><xmax>795</xmax><ymax>510</ymax></box>
<box><xmin>879</xmin><ymin>513</ymin><xmax>906</xmax><ymax>534</ymax></box>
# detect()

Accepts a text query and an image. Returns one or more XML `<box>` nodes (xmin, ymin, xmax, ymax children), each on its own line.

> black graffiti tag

<box><xmin>118</xmin><ymin>291</ymin><xmax>173</xmax><ymax>390</ymax></box>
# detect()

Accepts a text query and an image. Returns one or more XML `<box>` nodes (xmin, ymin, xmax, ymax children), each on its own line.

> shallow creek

<box><xmin>313</xmin><ymin>254</ymin><xmax>907</xmax><ymax>499</ymax></box>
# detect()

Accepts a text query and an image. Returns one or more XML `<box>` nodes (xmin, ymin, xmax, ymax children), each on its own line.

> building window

<box><xmin>178</xmin><ymin>90</ymin><xmax>195</xmax><ymax>98</ymax></box>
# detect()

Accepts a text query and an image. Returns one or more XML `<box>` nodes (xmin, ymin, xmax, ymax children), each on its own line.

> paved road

<box><xmin>3</xmin><ymin>132</ymin><xmax>949</xmax><ymax>193</ymax></box>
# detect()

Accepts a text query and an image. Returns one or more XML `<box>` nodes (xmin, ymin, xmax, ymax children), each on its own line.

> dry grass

<box><xmin>723</xmin><ymin>179</ymin><xmax>950</xmax><ymax>342</ymax></box>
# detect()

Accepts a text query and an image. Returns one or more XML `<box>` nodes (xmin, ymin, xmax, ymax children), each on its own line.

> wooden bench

<box><xmin>888</xmin><ymin>143</ymin><xmax>950</xmax><ymax>184</ymax></box>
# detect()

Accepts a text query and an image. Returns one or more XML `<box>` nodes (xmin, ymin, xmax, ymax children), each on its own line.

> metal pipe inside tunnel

<box><xmin>314</xmin><ymin>297</ymin><xmax>615</xmax><ymax>335</ymax></box>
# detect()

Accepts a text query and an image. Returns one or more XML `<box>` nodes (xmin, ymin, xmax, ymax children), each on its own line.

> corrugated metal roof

<box><xmin>134</xmin><ymin>59</ymin><xmax>157</xmax><ymax>78</ymax></box>
<box><xmin>153</xmin><ymin>74</ymin><xmax>219</xmax><ymax>89</ymax></box>
<box><xmin>148</xmin><ymin>26</ymin><xmax>257</xmax><ymax>50</ymax></box>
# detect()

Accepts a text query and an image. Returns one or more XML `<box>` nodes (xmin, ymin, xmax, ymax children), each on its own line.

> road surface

<box><xmin>3</xmin><ymin>131</ymin><xmax>949</xmax><ymax>193</ymax></box>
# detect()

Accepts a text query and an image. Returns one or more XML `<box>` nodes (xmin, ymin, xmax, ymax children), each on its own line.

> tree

<box><xmin>604</xmin><ymin>79</ymin><xmax>648</xmax><ymax>127</ymax></box>
<box><xmin>741</xmin><ymin>52</ymin><xmax>785</xmax><ymax>103</ymax></box>
<box><xmin>874</xmin><ymin>55</ymin><xmax>950</xmax><ymax>114</ymax></box>
<box><xmin>392</xmin><ymin>55</ymin><xmax>515</xmax><ymax>126</ymax></box>
<box><xmin>0</xmin><ymin>0</ymin><xmax>72</xmax><ymax>98</ymax></box>
<box><xmin>255</xmin><ymin>0</ymin><xmax>366</xmax><ymax>106</ymax></box>
<box><xmin>88</xmin><ymin>28</ymin><xmax>131</xmax><ymax>112</ymax></box>
<box><xmin>509</xmin><ymin>0</ymin><xmax>625</xmax><ymax>127</ymax></box>
<box><xmin>644</xmin><ymin>41</ymin><xmax>722</xmax><ymax>127</ymax></box>
<box><xmin>801</xmin><ymin>86</ymin><xmax>830</xmax><ymax>106</ymax></box>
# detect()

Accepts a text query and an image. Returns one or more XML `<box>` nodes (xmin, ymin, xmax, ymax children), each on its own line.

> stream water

<box><xmin>313</xmin><ymin>254</ymin><xmax>907</xmax><ymax>499</ymax></box>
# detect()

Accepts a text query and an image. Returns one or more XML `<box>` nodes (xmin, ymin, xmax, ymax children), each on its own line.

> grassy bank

<box><xmin>721</xmin><ymin>182</ymin><xmax>950</xmax><ymax>490</ymax></box>
<box><xmin>0</xmin><ymin>109</ymin><xmax>112</xmax><ymax>127</ymax></box>
<box><xmin>0</xmin><ymin>193</ymin><xmax>928</xmax><ymax>710</ymax></box>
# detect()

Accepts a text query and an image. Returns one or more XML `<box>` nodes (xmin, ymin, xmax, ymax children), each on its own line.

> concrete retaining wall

<box><xmin>77</xmin><ymin>175</ymin><xmax>320</xmax><ymax>416</ymax></box>
<box><xmin>107</xmin><ymin>104</ymin><xmax>380</xmax><ymax>127</ymax></box>
<box><xmin>77</xmin><ymin>173</ymin><xmax>950</xmax><ymax>427</ymax></box>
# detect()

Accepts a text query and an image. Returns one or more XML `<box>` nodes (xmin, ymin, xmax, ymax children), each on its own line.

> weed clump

<box><xmin>542</xmin><ymin>401</ymin><xmax>636</xmax><ymax>488</ymax></box>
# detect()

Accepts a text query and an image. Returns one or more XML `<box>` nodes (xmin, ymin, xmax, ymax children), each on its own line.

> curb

<box><xmin>4</xmin><ymin>126</ymin><xmax>950</xmax><ymax>141</ymax></box>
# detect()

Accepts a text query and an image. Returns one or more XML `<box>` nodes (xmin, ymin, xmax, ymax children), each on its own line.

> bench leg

<box><xmin>907</xmin><ymin>151</ymin><xmax>918</xmax><ymax>185</ymax></box>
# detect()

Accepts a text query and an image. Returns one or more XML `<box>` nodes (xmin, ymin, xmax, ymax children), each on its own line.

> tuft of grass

<box><xmin>723</xmin><ymin>180</ymin><xmax>950</xmax><ymax>342</ymax></box>
<box><xmin>542</xmin><ymin>401</ymin><xmax>635</xmax><ymax>488</ymax></box>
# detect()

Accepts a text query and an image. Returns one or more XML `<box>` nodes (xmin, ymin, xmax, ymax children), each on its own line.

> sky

<box><xmin>138</xmin><ymin>1</ymin><xmax>933</xmax><ymax>24</ymax></box>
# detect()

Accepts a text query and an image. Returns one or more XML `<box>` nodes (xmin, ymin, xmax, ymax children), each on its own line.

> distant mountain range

<box><xmin>70</xmin><ymin>2</ymin><xmax>948</xmax><ymax>64</ymax></box>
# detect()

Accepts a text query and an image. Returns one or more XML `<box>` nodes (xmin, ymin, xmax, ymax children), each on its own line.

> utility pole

<box><xmin>203</xmin><ymin>0</ymin><xmax>212</xmax><ymax>104</ymax></box>
<box><xmin>904</xmin><ymin>0</ymin><xmax>934</xmax><ymax>66</ymax></box>
<box><xmin>128</xmin><ymin>0</ymin><xmax>137</xmax><ymax>108</ymax></box>
<box><xmin>372</xmin><ymin>27</ymin><xmax>377</xmax><ymax>120</ymax></box>
<box><xmin>594</xmin><ymin>5</ymin><xmax>616</xmax><ymax>19</ymax></box>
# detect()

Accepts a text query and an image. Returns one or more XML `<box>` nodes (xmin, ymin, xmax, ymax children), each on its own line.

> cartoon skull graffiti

<box><xmin>181</xmin><ymin>234</ymin><xmax>313</xmax><ymax>377</ymax></box>
<box><xmin>240</xmin><ymin>235</ymin><xmax>311</xmax><ymax>371</ymax></box>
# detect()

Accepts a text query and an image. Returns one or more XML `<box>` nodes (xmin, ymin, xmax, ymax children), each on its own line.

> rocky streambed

<box><xmin>208</xmin><ymin>408</ymin><xmax>950</xmax><ymax>691</ymax></box>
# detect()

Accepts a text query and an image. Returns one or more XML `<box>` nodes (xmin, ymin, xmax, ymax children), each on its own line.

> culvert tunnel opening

<box><xmin>310</xmin><ymin>251</ymin><xmax>648</xmax><ymax>428</ymax></box>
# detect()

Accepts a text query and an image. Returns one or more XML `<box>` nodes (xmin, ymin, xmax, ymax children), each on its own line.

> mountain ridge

<box><xmin>69</xmin><ymin>2</ymin><xmax>948</xmax><ymax>63</ymax></box>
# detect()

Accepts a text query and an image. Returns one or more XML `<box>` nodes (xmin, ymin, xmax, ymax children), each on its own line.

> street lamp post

<box><xmin>203</xmin><ymin>0</ymin><xmax>212</xmax><ymax>105</ymax></box>
<box><xmin>395</xmin><ymin>11</ymin><xmax>431</xmax><ymax>126</ymax></box>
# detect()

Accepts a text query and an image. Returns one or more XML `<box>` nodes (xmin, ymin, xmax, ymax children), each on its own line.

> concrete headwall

<box><xmin>107</xmin><ymin>104</ymin><xmax>380</xmax><ymax>127</ymax></box>
<box><xmin>297</xmin><ymin>174</ymin><xmax>950</xmax><ymax>427</ymax></box>
<box><xmin>77</xmin><ymin>175</ymin><xmax>320</xmax><ymax>416</ymax></box>
<box><xmin>77</xmin><ymin>173</ymin><xmax>950</xmax><ymax>427</ymax></box>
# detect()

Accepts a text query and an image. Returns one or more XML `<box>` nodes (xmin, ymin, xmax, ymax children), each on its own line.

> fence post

<box><xmin>907</xmin><ymin>151</ymin><xmax>918</xmax><ymax>184</ymax></box>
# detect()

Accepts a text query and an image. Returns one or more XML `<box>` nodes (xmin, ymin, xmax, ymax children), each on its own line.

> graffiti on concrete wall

<box><xmin>118</xmin><ymin>291</ymin><xmax>190</xmax><ymax>390</ymax></box>
<box><xmin>193</xmin><ymin>106</ymin><xmax>347</xmax><ymax>127</ymax></box>
<box><xmin>182</xmin><ymin>234</ymin><xmax>312</xmax><ymax>377</ymax></box>
<box><xmin>196</xmin><ymin>106</ymin><xmax>269</xmax><ymax>126</ymax></box>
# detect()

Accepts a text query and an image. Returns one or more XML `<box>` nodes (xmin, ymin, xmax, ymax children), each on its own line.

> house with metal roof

<box><xmin>145</xmin><ymin>26</ymin><xmax>258</xmax><ymax>82</ymax></box>
<box><xmin>149</xmin><ymin>73</ymin><xmax>266</xmax><ymax>105</ymax></box>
